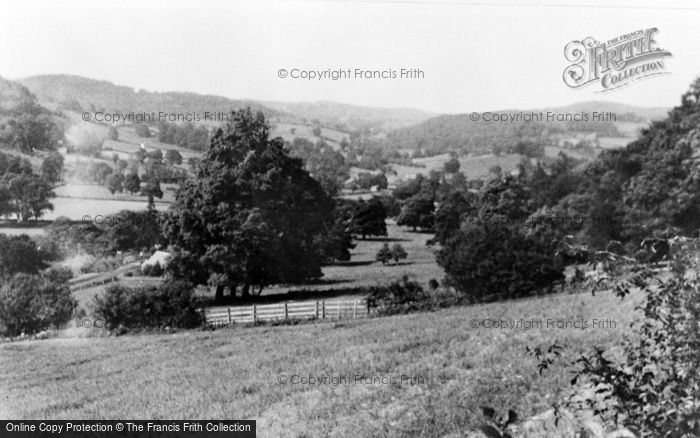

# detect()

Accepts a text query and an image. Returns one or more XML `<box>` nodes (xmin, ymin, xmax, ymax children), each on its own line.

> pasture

<box><xmin>44</xmin><ymin>197</ymin><xmax>170</xmax><ymax>221</ymax></box>
<box><xmin>392</xmin><ymin>153</ymin><xmax>523</xmax><ymax>181</ymax></box>
<box><xmin>0</xmin><ymin>289</ymin><xmax>642</xmax><ymax>437</ymax></box>
<box><xmin>270</xmin><ymin>122</ymin><xmax>348</xmax><ymax>149</ymax></box>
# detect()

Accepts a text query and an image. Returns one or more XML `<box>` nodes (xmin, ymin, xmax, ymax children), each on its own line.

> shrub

<box><xmin>367</xmin><ymin>276</ymin><xmax>430</xmax><ymax>315</ymax></box>
<box><xmin>568</xmin><ymin>245</ymin><xmax>700</xmax><ymax>437</ymax></box>
<box><xmin>134</xmin><ymin>123</ymin><xmax>152</xmax><ymax>138</ymax></box>
<box><xmin>0</xmin><ymin>234</ymin><xmax>51</xmax><ymax>277</ymax></box>
<box><xmin>93</xmin><ymin>279</ymin><xmax>202</xmax><ymax>332</ymax></box>
<box><xmin>437</xmin><ymin>220</ymin><xmax>564</xmax><ymax>302</ymax></box>
<box><xmin>0</xmin><ymin>272</ymin><xmax>76</xmax><ymax>337</ymax></box>
<box><xmin>141</xmin><ymin>262</ymin><xmax>163</xmax><ymax>277</ymax></box>
<box><xmin>390</xmin><ymin>243</ymin><xmax>407</xmax><ymax>264</ymax></box>
<box><xmin>375</xmin><ymin>243</ymin><xmax>392</xmax><ymax>265</ymax></box>
<box><xmin>79</xmin><ymin>256</ymin><xmax>122</xmax><ymax>274</ymax></box>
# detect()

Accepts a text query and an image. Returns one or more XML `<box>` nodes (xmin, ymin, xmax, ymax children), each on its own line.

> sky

<box><xmin>1</xmin><ymin>0</ymin><xmax>700</xmax><ymax>114</ymax></box>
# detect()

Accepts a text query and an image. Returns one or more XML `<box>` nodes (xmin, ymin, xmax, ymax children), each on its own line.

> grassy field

<box><xmin>270</xmin><ymin>122</ymin><xmax>348</xmax><ymax>150</ymax></box>
<box><xmin>0</xmin><ymin>289</ymin><xmax>641</xmax><ymax>437</ymax></box>
<box><xmin>45</xmin><ymin>197</ymin><xmax>170</xmax><ymax>221</ymax></box>
<box><xmin>392</xmin><ymin>153</ymin><xmax>523</xmax><ymax>181</ymax></box>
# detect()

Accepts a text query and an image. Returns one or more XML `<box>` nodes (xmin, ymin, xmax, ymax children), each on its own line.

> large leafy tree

<box><xmin>41</xmin><ymin>152</ymin><xmax>64</xmax><ymax>184</ymax></box>
<box><xmin>164</xmin><ymin>109</ymin><xmax>346</xmax><ymax>301</ymax></box>
<box><xmin>350</xmin><ymin>197</ymin><xmax>387</xmax><ymax>239</ymax></box>
<box><xmin>3</xmin><ymin>174</ymin><xmax>54</xmax><ymax>221</ymax></box>
<box><xmin>397</xmin><ymin>195</ymin><xmax>435</xmax><ymax>231</ymax></box>
<box><xmin>0</xmin><ymin>234</ymin><xmax>50</xmax><ymax>277</ymax></box>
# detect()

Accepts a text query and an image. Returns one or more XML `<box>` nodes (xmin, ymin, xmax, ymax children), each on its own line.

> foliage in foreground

<box><xmin>567</xmin><ymin>245</ymin><xmax>700</xmax><ymax>437</ymax></box>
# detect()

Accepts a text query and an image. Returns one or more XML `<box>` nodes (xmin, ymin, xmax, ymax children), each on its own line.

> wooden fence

<box><xmin>68</xmin><ymin>262</ymin><xmax>141</xmax><ymax>292</ymax></box>
<box><xmin>203</xmin><ymin>298</ymin><xmax>369</xmax><ymax>327</ymax></box>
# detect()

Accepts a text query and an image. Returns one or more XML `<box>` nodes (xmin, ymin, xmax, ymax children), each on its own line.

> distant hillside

<box><xmin>384</xmin><ymin>102</ymin><xmax>669</xmax><ymax>155</ymax></box>
<box><xmin>18</xmin><ymin>74</ymin><xmax>280</xmax><ymax>119</ymax></box>
<box><xmin>544</xmin><ymin>101</ymin><xmax>668</xmax><ymax>123</ymax></box>
<box><xmin>262</xmin><ymin>100</ymin><xmax>436</xmax><ymax>131</ymax></box>
<box><xmin>0</xmin><ymin>76</ymin><xmax>40</xmax><ymax>115</ymax></box>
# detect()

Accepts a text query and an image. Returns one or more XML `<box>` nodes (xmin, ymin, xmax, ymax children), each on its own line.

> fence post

<box><xmin>337</xmin><ymin>301</ymin><xmax>341</xmax><ymax>319</ymax></box>
<box><xmin>253</xmin><ymin>305</ymin><xmax>257</xmax><ymax>323</ymax></box>
<box><xmin>315</xmin><ymin>301</ymin><xmax>319</xmax><ymax>319</ymax></box>
<box><xmin>366</xmin><ymin>299</ymin><xmax>370</xmax><ymax>316</ymax></box>
<box><xmin>353</xmin><ymin>300</ymin><xmax>357</xmax><ymax>318</ymax></box>
<box><xmin>284</xmin><ymin>302</ymin><xmax>288</xmax><ymax>320</ymax></box>
<box><xmin>227</xmin><ymin>307</ymin><xmax>232</xmax><ymax>326</ymax></box>
<box><xmin>322</xmin><ymin>301</ymin><xmax>326</xmax><ymax>319</ymax></box>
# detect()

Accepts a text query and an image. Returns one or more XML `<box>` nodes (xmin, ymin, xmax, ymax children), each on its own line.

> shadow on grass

<box><xmin>377</xmin><ymin>262</ymin><xmax>414</xmax><ymax>267</ymax></box>
<box><xmin>325</xmin><ymin>260</ymin><xmax>374</xmax><ymax>267</ymax></box>
<box><xmin>0</xmin><ymin>220</ymin><xmax>52</xmax><ymax>228</ymax></box>
<box><xmin>358</xmin><ymin>237</ymin><xmax>412</xmax><ymax>242</ymax></box>
<box><xmin>200</xmin><ymin>286</ymin><xmax>369</xmax><ymax>307</ymax></box>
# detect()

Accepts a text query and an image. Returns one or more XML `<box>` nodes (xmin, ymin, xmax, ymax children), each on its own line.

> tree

<box><xmin>9</xmin><ymin>114</ymin><xmax>62</xmax><ymax>153</ymax></box>
<box><xmin>164</xmin><ymin>109</ymin><xmax>348</xmax><ymax>302</ymax></box>
<box><xmin>375</xmin><ymin>243</ymin><xmax>392</xmax><ymax>265</ymax></box>
<box><xmin>312</xmin><ymin>126</ymin><xmax>322</xmax><ymax>137</ymax></box>
<box><xmin>103</xmin><ymin>210</ymin><xmax>163</xmax><ymax>253</ymax></box>
<box><xmin>397</xmin><ymin>195</ymin><xmax>435</xmax><ymax>231</ymax></box>
<box><xmin>444</xmin><ymin>157</ymin><xmax>461</xmax><ymax>173</ymax></box>
<box><xmin>5</xmin><ymin>174</ymin><xmax>54</xmax><ymax>221</ymax></box>
<box><xmin>0</xmin><ymin>272</ymin><xmax>76</xmax><ymax>337</ymax></box>
<box><xmin>136</xmin><ymin>146</ymin><xmax>148</xmax><ymax>163</ymax></box>
<box><xmin>41</xmin><ymin>152</ymin><xmax>64</xmax><ymax>184</ymax></box>
<box><xmin>355</xmin><ymin>172</ymin><xmax>388</xmax><ymax>191</ymax></box>
<box><xmin>148</xmin><ymin>148</ymin><xmax>163</xmax><ymax>163</ymax></box>
<box><xmin>393</xmin><ymin>174</ymin><xmax>426</xmax><ymax>200</ymax></box>
<box><xmin>116</xmin><ymin>159</ymin><xmax>129</xmax><ymax>173</ymax></box>
<box><xmin>390</xmin><ymin>243</ymin><xmax>407</xmax><ymax>264</ymax></box>
<box><xmin>124</xmin><ymin>172</ymin><xmax>141</xmax><ymax>194</ymax></box>
<box><xmin>85</xmin><ymin>162</ymin><xmax>113</xmax><ymax>185</ymax></box>
<box><xmin>0</xmin><ymin>234</ymin><xmax>50</xmax><ymax>276</ymax></box>
<box><xmin>432</xmin><ymin>191</ymin><xmax>478</xmax><ymax>245</ymax></box>
<box><xmin>165</xmin><ymin>149</ymin><xmax>183</xmax><ymax>166</ymax></box>
<box><xmin>106</xmin><ymin>173</ymin><xmax>125</xmax><ymax>195</ymax></box>
<box><xmin>140</xmin><ymin>178</ymin><xmax>163</xmax><ymax>207</ymax></box>
<box><xmin>478</xmin><ymin>175</ymin><xmax>530</xmax><ymax>220</ymax></box>
<box><xmin>350</xmin><ymin>198</ymin><xmax>387</xmax><ymax>239</ymax></box>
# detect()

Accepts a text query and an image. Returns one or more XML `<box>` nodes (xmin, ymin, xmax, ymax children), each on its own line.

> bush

<box><xmin>367</xmin><ymin>276</ymin><xmax>430</xmax><ymax>315</ymax></box>
<box><xmin>134</xmin><ymin>123</ymin><xmax>152</xmax><ymax>138</ymax></box>
<box><xmin>437</xmin><ymin>220</ymin><xmax>564</xmax><ymax>302</ymax></box>
<box><xmin>79</xmin><ymin>256</ymin><xmax>122</xmax><ymax>274</ymax></box>
<box><xmin>568</xmin><ymin>246</ymin><xmax>700</xmax><ymax>436</ymax></box>
<box><xmin>375</xmin><ymin>243</ymin><xmax>392</xmax><ymax>265</ymax></box>
<box><xmin>141</xmin><ymin>262</ymin><xmax>163</xmax><ymax>277</ymax></box>
<box><xmin>0</xmin><ymin>272</ymin><xmax>76</xmax><ymax>337</ymax></box>
<box><xmin>93</xmin><ymin>279</ymin><xmax>202</xmax><ymax>332</ymax></box>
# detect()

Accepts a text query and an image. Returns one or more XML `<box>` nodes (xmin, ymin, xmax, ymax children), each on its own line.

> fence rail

<box><xmin>203</xmin><ymin>298</ymin><xmax>369</xmax><ymax>327</ymax></box>
<box><xmin>68</xmin><ymin>262</ymin><xmax>142</xmax><ymax>292</ymax></box>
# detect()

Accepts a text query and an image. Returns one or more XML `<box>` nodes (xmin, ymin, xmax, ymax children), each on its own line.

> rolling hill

<box><xmin>18</xmin><ymin>74</ymin><xmax>279</xmax><ymax>119</ymax></box>
<box><xmin>18</xmin><ymin>75</ymin><xmax>435</xmax><ymax>132</ymax></box>
<box><xmin>383</xmin><ymin>101</ymin><xmax>669</xmax><ymax>156</ymax></box>
<box><xmin>262</xmin><ymin>100</ymin><xmax>436</xmax><ymax>131</ymax></box>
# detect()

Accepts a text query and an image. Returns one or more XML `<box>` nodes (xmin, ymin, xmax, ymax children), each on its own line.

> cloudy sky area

<box><xmin>2</xmin><ymin>0</ymin><xmax>700</xmax><ymax>113</ymax></box>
